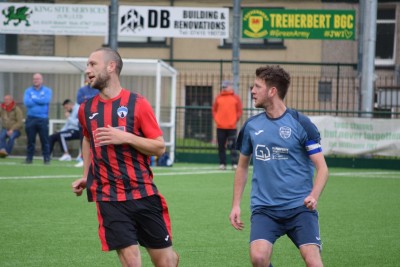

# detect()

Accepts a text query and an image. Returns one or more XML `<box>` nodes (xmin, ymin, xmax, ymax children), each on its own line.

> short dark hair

<box><xmin>94</xmin><ymin>47</ymin><xmax>123</xmax><ymax>76</ymax></box>
<box><xmin>62</xmin><ymin>99</ymin><xmax>72</xmax><ymax>106</ymax></box>
<box><xmin>255</xmin><ymin>65</ymin><xmax>291</xmax><ymax>100</ymax></box>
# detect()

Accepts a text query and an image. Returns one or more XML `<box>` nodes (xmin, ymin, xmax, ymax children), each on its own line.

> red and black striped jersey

<box><xmin>78</xmin><ymin>89</ymin><xmax>163</xmax><ymax>202</ymax></box>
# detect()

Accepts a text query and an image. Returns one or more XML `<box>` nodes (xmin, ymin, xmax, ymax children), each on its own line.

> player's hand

<box><xmin>94</xmin><ymin>125</ymin><xmax>126</xmax><ymax>146</ymax></box>
<box><xmin>229</xmin><ymin>206</ymin><xmax>244</xmax><ymax>230</ymax></box>
<box><xmin>72</xmin><ymin>178</ymin><xmax>86</xmax><ymax>197</ymax></box>
<box><xmin>304</xmin><ymin>195</ymin><xmax>318</xmax><ymax>210</ymax></box>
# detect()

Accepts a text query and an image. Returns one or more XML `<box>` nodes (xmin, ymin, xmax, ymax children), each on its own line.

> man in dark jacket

<box><xmin>0</xmin><ymin>94</ymin><xmax>23</xmax><ymax>157</ymax></box>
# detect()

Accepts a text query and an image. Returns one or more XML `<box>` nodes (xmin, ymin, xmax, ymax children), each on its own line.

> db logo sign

<box><xmin>120</xmin><ymin>8</ymin><xmax>170</xmax><ymax>32</ymax></box>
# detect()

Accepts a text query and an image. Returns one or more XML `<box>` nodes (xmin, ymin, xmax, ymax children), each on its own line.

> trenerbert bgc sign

<box><xmin>242</xmin><ymin>8</ymin><xmax>355</xmax><ymax>40</ymax></box>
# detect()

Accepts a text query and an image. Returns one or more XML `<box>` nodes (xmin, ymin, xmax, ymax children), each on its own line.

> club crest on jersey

<box><xmin>117</xmin><ymin>106</ymin><xmax>128</xmax><ymax>118</ymax></box>
<box><xmin>279</xmin><ymin>126</ymin><xmax>291</xmax><ymax>139</ymax></box>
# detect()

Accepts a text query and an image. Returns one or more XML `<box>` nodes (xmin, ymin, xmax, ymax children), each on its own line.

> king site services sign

<box><xmin>0</xmin><ymin>3</ymin><xmax>108</xmax><ymax>36</ymax></box>
<box><xmin>242</xmin><ymin>8</ymin><xmax>356</xmax><ymax>40</ymax></box>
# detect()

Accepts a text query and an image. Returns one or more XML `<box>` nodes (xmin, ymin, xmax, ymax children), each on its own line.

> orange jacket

<box><xmin>212</xmin><ymin>89</ymin><xmax>243</xmax><ymax>129</ymax></box>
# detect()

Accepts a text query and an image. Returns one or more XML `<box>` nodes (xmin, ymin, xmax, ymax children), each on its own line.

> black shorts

<box><xmin>96</xmin><ymin>194</ymin><xmax>173</xmax><ymax>251</ymax></box>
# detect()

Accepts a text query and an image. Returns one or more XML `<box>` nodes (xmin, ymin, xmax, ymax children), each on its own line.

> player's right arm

<box><xmin>72</xmin><ymin>137</ymin><xmax>90</xmax><ymax>196</ymax></box>
<box><xmin>229</xmin><ymin>153</ymin><xmax>251</xmax><ymax>230</ymax></box>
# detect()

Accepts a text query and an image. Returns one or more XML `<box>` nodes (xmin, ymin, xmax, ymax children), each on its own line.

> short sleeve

<box><xmin>136</xmin><ymin>97</ymin><xmax>163</xmax><ymax>139</ymax></box>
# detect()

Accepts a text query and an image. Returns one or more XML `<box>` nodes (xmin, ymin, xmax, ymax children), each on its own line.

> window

<box><xmin>318</xmin><ymin>81</ymin><xmax>332</xmax><ymax>102</ymax></box>
<box><xmin>184</xmin><ymin>86</ymin><xmax>213</xmax><ymax>142</ymax></box>
<box><xmin>375</xmin><ymin>7</ymin><xmax>396</xmax><ymax>66</ymax></box>
<box><xmin>0</xmin><ymin>34</ymin><xmax>18</xmax><ymax>55</ymax></box>
<box><xmin>221</xmin><ymin>8</ymin><xmax>284</xmax><ymax>49</ymax></box>
<box><xmin>0</xmin><ymin>35</ymin><xmax>5</xmax><ymax>54</ymax></box>
<box><xmin>117</xmin><ymin>36</ymin><xmax>167</xmax><ymax>47</ymax></box>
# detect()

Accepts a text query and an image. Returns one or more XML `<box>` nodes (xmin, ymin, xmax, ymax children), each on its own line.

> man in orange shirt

<box><xmin>212</xmin><ymin>80</ymin><xmax>243</xmax><ymax>170</ymax></box>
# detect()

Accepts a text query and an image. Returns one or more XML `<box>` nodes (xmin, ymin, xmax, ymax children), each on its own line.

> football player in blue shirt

<box><xmin>229</xmin><ymin>65</ymin><xmax>329</xmax><ymax>267</ymax></box>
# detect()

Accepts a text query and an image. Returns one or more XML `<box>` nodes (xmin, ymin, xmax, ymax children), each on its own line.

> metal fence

<box><xmin>8</xmin><ymin>60</ymin><xmax>400</xmax><ymax>157</ymax></box>
<box><xmin>169</xmin><ymin>60</ymin><xmax>400</xmax><ymax>154</ymax></box>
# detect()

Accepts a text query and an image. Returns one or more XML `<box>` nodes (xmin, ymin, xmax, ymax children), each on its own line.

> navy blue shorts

<box><xmin>96</xmin><ymin>194</ymin><xmax>173</xmax><ymax>251</ymax></box>
<box><xmin>250</xmin><ymin>205</ymin><xmax>322</xmax><ymax>249</ymax></box>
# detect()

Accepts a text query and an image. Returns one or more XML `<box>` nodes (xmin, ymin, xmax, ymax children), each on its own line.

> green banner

<box><xmin>242</xmin><ymin>8</ymin><xmax>356</xmax><ymax>40</ymax></box>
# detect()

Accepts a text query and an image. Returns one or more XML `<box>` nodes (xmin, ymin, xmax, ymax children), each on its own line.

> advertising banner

<box><xmin>310</xmin><ymin>116</ymin><xmax>400</xmax><ymax>156</ymax></box>
<box><xmin>0</xmin><ymin>3</ymin><xmax>108</xmax><ymax>36</ymax></box>
<box><xmin>242</xmin><ymin>8</ymin><xmax>356</xmax><ymax>40</ymax></box>
<box><xmin>119</xmin><ymin>6</ymin><xmax>229</xmax><ymax>39</ymax></box>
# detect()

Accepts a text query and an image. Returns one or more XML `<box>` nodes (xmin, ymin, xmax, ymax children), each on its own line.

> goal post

<box><xmin>0</xmin><ymin>55</ymin><xmax>177</xmax><ymax>163</ymax></box>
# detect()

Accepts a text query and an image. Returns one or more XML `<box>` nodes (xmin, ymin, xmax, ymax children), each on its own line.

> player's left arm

<box><xmin>125</xmin><ymin>132</ymin><xmax>165</xmax><ymax>156</ymax></box>
<box><xmin>304</xmin><ymin>152</ymin><xmax>329</xmax><ymax>210</ymax></box>
<box><xmin>94</xmin><ymin>126</ymin><xmax>166</xmax><ymax>157</ymax></box>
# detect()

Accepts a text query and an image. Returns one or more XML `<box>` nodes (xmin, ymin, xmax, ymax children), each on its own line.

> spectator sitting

<box><xmin>74</xmin><ymin>78</ymin><xmax>99</xmax><ymax>167</ymax></box>
<box><xmin>0</xmin><ymin>94</ymin><xmax>23</xmax><ymax>157</ymax></box>
<box><xmin>49</xmin><ymin>99</ymin><xmax>80</xmax><ymax>161</ymax></box>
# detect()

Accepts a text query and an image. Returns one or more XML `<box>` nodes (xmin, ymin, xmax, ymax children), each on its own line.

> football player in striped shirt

<box><xmin>229</xmin><ymin>65</ymin><xmax>329</xmax><ymax>267</ymax></box>
<box><xmin>72</xmin><ymin>48</ymin><xmax>179</xmax><ymax>267</ymax></box>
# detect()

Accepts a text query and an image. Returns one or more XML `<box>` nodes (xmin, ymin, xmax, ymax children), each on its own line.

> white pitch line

<box><xmin>329</xmin><ymin>172</ymin><xmax>400</xmax><ymax>177</ymax></box>
<box><xmin>157</xmin><ymin>170</ymin><xmax>233</xmax><ymax>176</ymax></box>
<box><xmin>0</xmin><ymin>175</ymin><xmax>78</xmax><ymax>180</ymax></box>
<box><xmin>0</xmin><ymin>170</ymin><xmax>232</xmax><ymax>180</ymax></box>
<box><xmin>0</xmin><ymin>165</ymin><xmax>399</xmax><ymax>180</ymax></box>
<box><xmin>0</xmin><ymin>161</ymin><xmax>226</xmax><ymax>170</ymax></box>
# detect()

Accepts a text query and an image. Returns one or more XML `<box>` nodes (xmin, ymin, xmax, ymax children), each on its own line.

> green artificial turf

<box><xmin>0</xmin><ymin>158</ymin><xmax>399</xmax><ymax>266</ymax></box>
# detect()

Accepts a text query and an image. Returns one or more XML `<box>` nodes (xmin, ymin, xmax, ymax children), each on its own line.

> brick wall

<box><xmin>18</xmin><ymin>35</ymin><xmax>54</xmax><ymax>56</ymax></box>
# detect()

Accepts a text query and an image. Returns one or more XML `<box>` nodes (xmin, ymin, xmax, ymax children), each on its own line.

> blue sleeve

<box><xmin>61</xmin><ymin>104</ymin><xmax>80</xmax><ymax>131</ymax></box>
<box><xmin>298</xmin><ymin>114</ymin><xmax>321</xmax><ymax>144</ymax></box>
<box><xmin>287</xmin><ymin>109</ymin><xmax>321</xmax><ymax>144</ymax></box>
<box><xmin>77</xmin><ymin>88</ymin><xmax>84</xmax><ymax>104</ymax></box>
<box><xmin>288</xmin><ymin>109</ymin><xmax>322</xmax><ymax>155</ymax></box>
<box><xmin>23</xmin><ymin>88</ymin><xmax>34</xmax><ymax>107</ymax></box>
<box><xmin>69</xmin><ymin>104</ymin><xmax>80</xmax><ymax>126</ymax></box>
<box><xmin>32</xmin><ymin>87</ymin><xmax>52</xmax><ymax>105</ymax></box>
<box><xmin>236</xmin><ymin>120</ymin><xmax>253</xmax><ymax>156</ymax></box>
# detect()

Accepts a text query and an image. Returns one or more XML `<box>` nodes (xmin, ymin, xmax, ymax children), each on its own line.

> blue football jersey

<box><xmin>236</xmin><ymin>108</ymin><xmax>322</xmax><ymax>211</ymax></box>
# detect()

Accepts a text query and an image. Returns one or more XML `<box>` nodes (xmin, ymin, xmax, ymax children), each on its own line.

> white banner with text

<box><xmin>118</xmin><ymin>6</ymin><xmax>229</xmax><ymax>39</ymax></box>
<box><xmin>0</xmin><ymin>3</ymin><xmax>108</xmax><ymax>36</ymax></box>
<box><xmin>0</xmin><ymin>4</ymin><xmax>229</xmax><ymax>38</ymax></box>
<box><xmin>310</xmin><ymin>116</ymin><xmax>400</xmax><ymax>157</ymax></box>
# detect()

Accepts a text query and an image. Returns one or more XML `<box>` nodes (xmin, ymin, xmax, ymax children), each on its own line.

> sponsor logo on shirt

<box><xmin>279</xmin><ymin>126</ymin><xmax>291</xmax><ymax>139</ymax></box>
<box><xmin>272</xmin><ymin>146</ymin><xmax>289</xmax><ymax>160</ymax></box>
<box><xmin>255</xmin><ymin>130</ymin><xmax>264</xmax><ymax>135</ymax></box>
<box><xmin>89</xmin><ymin>112</ymin><xmax>99</xmax><ymax>119</ymax></box>
<box><xmin>255</xmin><ymin>145</ymin><xmax>290</xmax><ymax>161</ymax></box>
<box><xmin>255</xmin><ymin>144</ymin><xmax>271</xmax><ymax>161</ymax></box>
<box><xmin>117</xmin><ymin>106</ymin><xmax>128</xmax><ymax>118</ymax></box>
